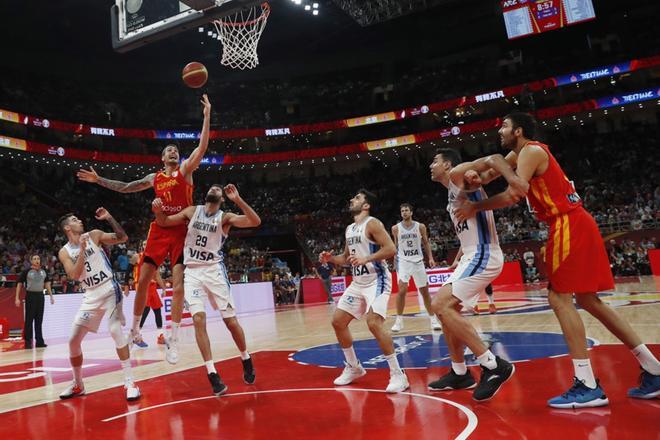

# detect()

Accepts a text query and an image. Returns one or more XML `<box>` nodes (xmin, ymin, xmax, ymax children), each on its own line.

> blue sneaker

<box><xmin>134</xmin><ymin>339</ymin><xmax>148</xmax><ymax>349</ymax></box>
<box><xmin>547</xmin><ymin>378</ymin><xmax>609</xmax><ymax>409</ymax></box>
<box><xmin>628</xmin><ymin>369</ymin><xmax>660</xmax><ymax>399</ymax></box>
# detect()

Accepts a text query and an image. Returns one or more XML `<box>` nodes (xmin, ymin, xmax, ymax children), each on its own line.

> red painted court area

<box><xmin>0</xmin><ymin>346</ymin><xmax>657</xmax><ymax>439</ymax></box>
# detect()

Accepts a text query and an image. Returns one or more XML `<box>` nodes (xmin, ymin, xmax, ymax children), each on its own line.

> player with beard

<box><xmin>77</xmin><ymin>95</ymin><xmax>211</xmax><ymax>363</ymax></box>
<box><xmin>454</xmin><ymin>112</ymin><xmax>660</xmax><ymax>407</ymax></box>
<box><xmin>320</xmin><ymin>189</ymin><xmax>409</xmax><ymax>393</ymax></box>
<box><xmin>152</xmin><ymin>184</ymin><xmax>260</xmax><ymax>395</ymax></box>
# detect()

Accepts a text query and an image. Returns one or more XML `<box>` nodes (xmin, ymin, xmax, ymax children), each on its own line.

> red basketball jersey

<box><xmin>526</xmin><ymin>142</ymin><xmax>582</xmax><ymax>221</ymax></box>
<box><xmin>153</xmin><ymin>168</ymin><xmax>193</xmax><ymax>217</ymax></box>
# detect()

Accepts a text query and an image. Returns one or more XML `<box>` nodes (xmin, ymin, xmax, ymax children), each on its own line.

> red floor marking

<box><xmin>0</xmin><ymin>358</ymin><xmax>158</xmax><ymax>395</ymax></box>
<box><xmin>0</xmin><ymin>346</ymin><xmax>658</xmax><ymax>439</ymax></box>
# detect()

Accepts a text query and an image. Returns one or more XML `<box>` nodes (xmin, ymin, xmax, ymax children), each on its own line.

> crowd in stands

<box><xmin>2</xmin><ymin>119</ymin><xmax>659</xmax><ymax>296</ymax></box>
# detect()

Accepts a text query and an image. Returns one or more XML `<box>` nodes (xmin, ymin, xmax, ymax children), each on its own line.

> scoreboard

<box><xmin>501</xmin><ymin>0</ymin><xmax>596</xmax><ymax>40</ymax></box>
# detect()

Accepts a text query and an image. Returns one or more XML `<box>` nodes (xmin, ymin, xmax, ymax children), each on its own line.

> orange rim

<box><xmin>215</xmin><ymin>2</ymin><xmax>270</xmax><ymax>27</ymax></box>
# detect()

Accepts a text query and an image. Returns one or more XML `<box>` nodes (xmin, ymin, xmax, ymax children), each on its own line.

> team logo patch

<box><xmin>290</xmin><ymin>332</ymin><xmax>598</xmax><ymax>369</ymax></box>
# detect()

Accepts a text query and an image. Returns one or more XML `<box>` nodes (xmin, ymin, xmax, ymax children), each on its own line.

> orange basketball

<box><xmin>182</xmin><ymin>62</ymin><xmax>208</xmax><ymax>88</ymax></box>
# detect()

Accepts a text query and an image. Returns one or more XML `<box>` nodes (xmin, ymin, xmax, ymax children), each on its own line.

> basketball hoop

<box><xmin>213</xmin><ymin>2</ymin><xmax>270</xmax><ymax>70</ymax></box>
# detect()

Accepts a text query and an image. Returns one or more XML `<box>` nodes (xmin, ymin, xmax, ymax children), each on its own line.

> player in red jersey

<box><xmin>77</xmin><ymin>94</ymin><xmax>211</xmax><ymax>363</ymax></box>
<box><xmin>454</xmin><ymin>112</ymin><xmax>660</xmax><ymax>407</ymax></box>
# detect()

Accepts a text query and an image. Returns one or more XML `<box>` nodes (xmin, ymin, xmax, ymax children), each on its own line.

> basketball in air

<box><xmin>182</xmin><ymin>62</ymin><xmax>208</xmax><ymax>88</ymax></box>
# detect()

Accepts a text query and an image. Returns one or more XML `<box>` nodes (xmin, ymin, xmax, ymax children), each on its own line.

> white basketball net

<box><xmin>213</xmin><ymin>2</ymin><xmax>270</xmax><ymax>70</ymax></box>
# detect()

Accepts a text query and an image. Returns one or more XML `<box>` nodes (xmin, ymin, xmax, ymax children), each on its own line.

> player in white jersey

<box><xmin>448</xmin><ymin>248</ymin><xmax>497</xmax><ymax>315</ymax></box>
<box><xmin>391</xmin><ymin>203</ymin><xmax>441</xmax><ymax>332</ymax></box>
<box><xmin>57</xmin><ymin>208</ymin><xmax>140</xmax><ymax>401</ymax></box>
<box><xmin>427</xmin><ymin>149</ymin><xmax>514</xmax><ymax>401</ymax></box>
<box><xmin>152</xmin><ymin>184</ymin><xmax>260</xmax><ymax>396</ymax></box>
<box><xmin>320</xmin><ymin>189</ymin><xmax>409</xmax><ymax>393</ymax></box>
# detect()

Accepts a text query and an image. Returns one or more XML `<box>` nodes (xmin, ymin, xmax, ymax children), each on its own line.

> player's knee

<box><xmin>331</xmin><ymin>315</ymin><xmax>346</xmax><ymax>330</ymax></box>
<box><xmin>365</xmin><ymin>314</ymin><xmax>383</xmax><ymax>333</ymax></box>
<box><xmin>575</xmin><ymin>294</ymin><xmax>599</xmax><ymax>310</ymax></box>
<box><xmin>548</xmin><ymin>291</ymin><xmax>571</xmax><ymax>312</ymax></box>
<box><xmin>193</xmin><ymin>312</ymin><xmax>206</xmax><ymax>326</ymax></box>
<box><xmin>434</xmin><ymin>293</ymin><xmax>453</xmax><ymax>316</ymax></box>
<box><xmin>224</xmin><ymin>317</ymin><xmax>239</xmax><ymax>331</ymax></box>
<box><xmin>109</xmin><ymin>319</ymin><xmax>126</xmax><ymax>348</ymax></box>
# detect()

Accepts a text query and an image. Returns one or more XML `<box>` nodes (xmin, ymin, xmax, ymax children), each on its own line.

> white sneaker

<box><xmin>391</xmin><ymin>317</ymin><xmax>403</xmax><ymax>332</ymax></box>
<box><xmin>430</xmin><ymin>315</ymin><xmax>442</xmax><ymax>331</ymax></box>
<box><xmin>165</xmin><ymin>337</ymin><xmax>179</xmax><ymax>364</ymax></box>
<box><xmin>386</xmin><ymin>370</ymin><xmax>410</xmax><ymax>393</ymax></box>
<box><xmin>125</xmin><ymin>381</ymin><xmax>141</xmax><ymax>401</ymax></box>
<box><xmin>333</xmin><ymin>362</ymin><xmax>367</xmax><ymax>386</ymax></box>
<box><xmin>59</xmin><ymin>381</ymin><xmax>85</xmax><ymax>400</ymax></box>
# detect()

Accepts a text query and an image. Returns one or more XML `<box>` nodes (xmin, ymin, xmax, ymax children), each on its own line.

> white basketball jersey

<box><xmin>63</xmin><ymin>235</ymin><xmax>114</xmax><ymax>292</ymax></box>
<box><xmin>345</xmin><ymin>216</ymin><xmax>390</xmax><ymax>285</ymax></box>
<box><xmin>184</xmin><ymin>206</ymin><xmax>226</xmax><ymax>268</ymax></box>
<box><xmin>396</xmin><ymin>221</ymin><xmax>424</xmax><ymax>263</ymax></box>
<box><xmin>447</xmin><ymin>180</ymin><xmax>499</xmax><ymax>249</ymax></box>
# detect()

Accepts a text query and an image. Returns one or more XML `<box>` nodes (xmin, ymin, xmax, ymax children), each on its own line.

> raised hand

<box><xmin>223</xmin><ymin>184</ymin><xmax>240</xmax><ymax>202</ymax></box>
<box><xmin>77</xmin><ymin>167</ymin><xmax>99</xmax><ymax>183</ymax></box>
<box><xmin>95</xmin><ymin>207</ymin><xmax>112</xmax><ymax>221</ymax></box>
<box><xmin>319</xmin><ymin>251</ymin><xmax>333</xmax><ymax>264</ymax></box>
<box><xmin>201</xmin><ymin>93</ymin><xmax>211</xmax><ymax>118</ymax></box>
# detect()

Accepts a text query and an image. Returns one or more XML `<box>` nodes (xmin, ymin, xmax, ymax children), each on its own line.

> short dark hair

<box><xmin>58</xmin><ymin>213</ymin><xmax>75</xmax><ymax>234</ymax></box>
<box><xmin>400</xmin><ymin>203</ymin><xmax>413</xmax><ymax>211</ymax></box>
<box><xmin>435</xmin><ymin>148</ymin><xmax>462</xmax><ymax>166</ymax></box>
<box><xmin>504</xmin><ymin>112</ymin><xmax>537</xmax><ymax>139</ymax></box>
<box><xmin>161</xmin><ymin>143</ymin><xmax>179</xmax><ymax>156</ymax></box>
<box><xmin>357</xmin><ymin>188</ymin><xmax>377</xmax><ymax>208</ymax></box>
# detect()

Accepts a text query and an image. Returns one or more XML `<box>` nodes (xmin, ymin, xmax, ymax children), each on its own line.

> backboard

<box><xmin>111</xmin><ymin>0</ymin><xmax>262</xmax><ymax>53</ymax></box>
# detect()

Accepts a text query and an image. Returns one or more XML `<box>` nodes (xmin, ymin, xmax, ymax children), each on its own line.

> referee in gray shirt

<box><xmin>15</xmin><ymin>255</ymin><xmax>54</xmax><ymax>349</ymax></box>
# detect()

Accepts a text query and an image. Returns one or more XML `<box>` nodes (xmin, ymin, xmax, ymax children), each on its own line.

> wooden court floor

<box><xmin>1</xmin><ymin>277</ymin><xmax>659</xmax><ymax>439</ymax></box>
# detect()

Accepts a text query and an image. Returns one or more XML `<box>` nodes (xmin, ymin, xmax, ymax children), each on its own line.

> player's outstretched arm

<box><xmin>151</xmin><ymin>199</ymin><xmax>195</xmax><ymax>227</ymax></box>
<box><xmin>180</xmin><ymin>94</ymin><xmax>212</xmax><ymax>178</ymax></box>
<box><xmin>77</xmin><ymin>167</ymin><xmax>155</xmax><ymax>194</ymax></box>
<box><xmin>87</xmin><ymin>207</ymin><xmax>128</xmax><ymax>246</ymax></box>
<box><xmin>223</xmin><ymin>184</ymin><xmax>261</xmax><ymax>230</ymax></box>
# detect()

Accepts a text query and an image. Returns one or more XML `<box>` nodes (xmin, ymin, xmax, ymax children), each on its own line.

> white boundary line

<box><xmin>101</xmin><ymin>387</ymin><xmax>478</xmax><ymax>439</ymax></box>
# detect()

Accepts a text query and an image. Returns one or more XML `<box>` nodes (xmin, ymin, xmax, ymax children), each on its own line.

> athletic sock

<box><xmin>572</xmin><ymin>359</ymin><xmax>597</xmax><ymax>389</ymax></box>
<box><xmin>342</xmin><ymin>346</ymin><xmax>359</xmax><ymax>368</ymax></box>
<box><xmin>385</xmin><ymin>353</ymin><xmax>403</xmax><ymax>375</ymax></box>
<box><xmin>205</xmin><ymin>361</ymin><xmax>217</xmax><ymax>374</ymax></box>
<box><xmin>121</xmin><ymin>359</ymin><xmax>134</xmax><ymax>384</ymax></box>
<box><xmin>171</xmin><ymin>322</ymin><xmax>181</xmax><ymax>341</ymax></box>
<box><xmin>451</xmin><ymin>362</ymin><xmax>468</xmax><ymax>376</ymax></box>
<box><xmin>632</xmin><ymin>344</ymin><xmax>660</xmax><ymax>375</ymax></box>
<box><xmin>131</xmin><ymin>315</ymin><xmax>141</xmax><ymax>333</ymax></box>
<box><xmin>240</xmin><ymin>351</ymin><xmax>250</xmax><ymax>360</ymax></box>
<box><xmin>72</xmin><ymin>365</ymin><xmax>83</xmax><ymax>386</ymax></box>
<box><xmin>477</xmin><ymin>350</ymin><xmax>498</xmax><ymax>370</ymax></box>
<box><xmin>487</xmin><ymin>295</ymin><xmax>495</xmax><ymax>305</ymax></box>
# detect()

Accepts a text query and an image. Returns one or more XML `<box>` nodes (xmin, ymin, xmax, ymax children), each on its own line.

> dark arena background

<box><xmin>0</xmin><ymin>1</ymin><xmax>659</xmax><ymax>438</ymax></box>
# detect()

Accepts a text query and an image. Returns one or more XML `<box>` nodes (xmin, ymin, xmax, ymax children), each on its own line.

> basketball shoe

<box><xmin>428</xmin><ymin>368</ymin><xmax>477</xmax><ymax>391</ymax></box>
<box><xmin>473</xmin><ymin>356</ymin><xmax>515</xmax><ymax>401</ymax></box>
<box><xmin>334</xmin><ymin>362</ymin><xmax>366</xmax><ymax>386</ymax></box>
<box><xmin>628</xmin><ymin>368</ymin><xmax>660</xmax><ymax>399</ymax></box>
<box><xmin>548</xmin><ymin>378</ymin><xmax>609</xmax><ymax>408</ymax></box>
<box><xmin>59</xmin><ymin>382</ymin><xmax>85</xmax><ymax>399</ymax></box>
<box><xmin>208</xmin><ymin>372</ymin><xmax>228</xmax><ymax>396</ymax></box>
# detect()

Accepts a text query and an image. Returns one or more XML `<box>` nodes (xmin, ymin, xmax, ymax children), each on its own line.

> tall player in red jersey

<box><xmin>77</xmin><ymin>94</ymin><xmax>212</xmax><ymax>363</ymax></box>
<box><xmin>454</xmin><ymin>112</ymin><xmax>660</xmax><ymax>408</ymax></box>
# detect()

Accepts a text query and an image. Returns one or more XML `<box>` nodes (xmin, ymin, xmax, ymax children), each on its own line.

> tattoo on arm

<box><xmin>97</xmin><ymin>173</ymin><xmax>155</xmax><ymax>193</ymax></box>
<box><xmin>106</xmin><ymin>217</ymin><xmax>127</xmax><ymax>242</ymax></box>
